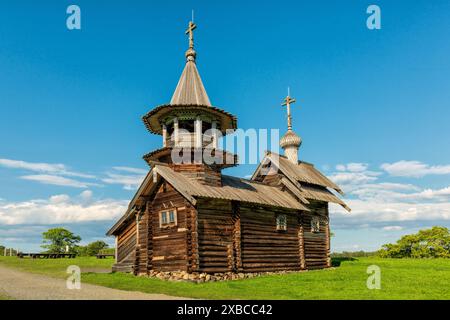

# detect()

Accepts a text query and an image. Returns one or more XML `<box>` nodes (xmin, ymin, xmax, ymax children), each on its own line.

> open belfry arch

<box><xmin>107</xmin><ymin>20</ymin><xmax>350</xmax><ymax>275</ymax></box>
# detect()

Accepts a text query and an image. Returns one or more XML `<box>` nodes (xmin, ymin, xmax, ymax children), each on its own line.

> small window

<box><xmin>276</xmin><ymin>214</ymin><xmax>287</xmax><ymax>231</ymax></box>
<box><xmin>159</xmin><ymin>208</ymin><xmax>177</xmax><ymax>228</ymax></box>
<box><xmin>169</xmin><ymin>210</ymin><xmax>175</xmax><ymax>223</ymax></box>
<box><xmin>161</xmin><ymin>212</ymin><xmax>168</xmax><ymax>224</ymax></box>
<box><xmin>311</xmin><ymin>216</ymin><xmax>320</xmax><ymax>233</ymax></box>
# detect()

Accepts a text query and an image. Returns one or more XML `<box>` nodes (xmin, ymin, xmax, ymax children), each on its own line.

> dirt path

<box><xmin>0</xmin><ymin>265</ymin><xmax>187</xmax><ymax>300</ymax></box>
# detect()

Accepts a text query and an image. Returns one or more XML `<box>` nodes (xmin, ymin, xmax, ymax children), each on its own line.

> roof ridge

<box><xmin>222</xmin><ymin>174</ymin><xmax>274</xmax><ymax>186</ymax></box>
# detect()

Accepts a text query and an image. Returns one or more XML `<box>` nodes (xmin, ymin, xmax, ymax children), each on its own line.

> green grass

<box><xmin>0</xmin><ymin>256</ymin><xmax>114</xmax><ymax>278</ymax></box>
<box><xmin>0</xmin><ymin>256</ymin><xmax>449</xmax><ymax>299</ymax></box>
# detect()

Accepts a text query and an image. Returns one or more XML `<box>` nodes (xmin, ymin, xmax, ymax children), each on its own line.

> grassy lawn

<box><xmin>0</xmin><ymin>256</ymin><xmax>114</xmax><ymax>278</ymax></box>
<box><xmin>0</xmin><ymin>256</ymin><xmax>449</xmax><ymax>299</ymax></box>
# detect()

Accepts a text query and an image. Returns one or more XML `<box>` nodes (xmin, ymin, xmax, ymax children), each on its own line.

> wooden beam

<box><xmin>232</xmin><ymin>201</ymin><xmax>242</xmax><ymax>272</ymax></box>
<box><xmin>187</xmin><ymin>200</ymin><xmax>199</xmax><ymax>273</ymax></box>
<box><xmin>114</xmin><ymin>236</ymin><xmax>118</xmax><ymax>262</ymax></box>
<box><xmin>325</xmin><ymin>206</ymin><xmax>331</xmax><ymax>268</ymax></box>
<box><xmin>146</xmin><ymin>201</ymin><xmax>152</xmax><ymax>274</ymax></box>
<box><xmin>298</xmin><ymin>213</ymin><xmax>306</xmax><ymax>270</ymax></box>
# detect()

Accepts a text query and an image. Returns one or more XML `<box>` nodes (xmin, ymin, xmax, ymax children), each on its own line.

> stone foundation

<box><xmin>139</xmin><ymin>270</ymin><xmax>306</xmax><ymax>283</ymax></box>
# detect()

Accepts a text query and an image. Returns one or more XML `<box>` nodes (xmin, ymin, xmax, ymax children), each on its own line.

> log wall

<box><xmin>240</xmin><ymin>204</ymin><xmax>302</xmax><ymax>272</ymax></box>
<box><xmin>135</xmin><ymin>210</ymin><xmax>150</xmax><ymax>275</ymax></box>
<box><xmin>149</xmin><ymin>182</ymin><xmax>190</xmax><ymax>272</ymax></box>
<box><xmin>113</xmin><ymin>219</ymin><xmax>137</xmax><ymax>272</ymax></box>
<box><xmin>302</xmin><ymin>200</ymin><xmax>330</xmax><ymax>270</ymax></box>
<box><xmin>171</xmin><ymin>164</ymin><xmax>222</xmax><ymax>187</ymax></box>
<box><xmin>196</xmin><ymin>198</ymin><xmax>234</xmax><ymax>273</ymax></box>
<box><xmin>115</xmin><ymin>184</ymin><xmax>331</xmax><ymax>274</ymax></box>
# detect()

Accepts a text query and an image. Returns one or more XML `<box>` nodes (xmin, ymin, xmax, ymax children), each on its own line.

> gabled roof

<box><xmin>252</xmin><ymin>152</ymin><xmax>344</xmax><ymax>194</ymax></box>
<box><xmin>170</xmin><ymin>59</ymin><xmax>211</xmax><ymax>106</ymax></box>
<box><xmin>107</xmin><ymin>164</ymin><xmax>309</xmax><ymax>236</ymax></box>
<box><xmin>281</xmin><ymin>177</ymin><xmax>351</xmax><ymax>212</ymax></box>
<box><xmin>251</xmin><ymin>152</ymin><xmax>350</xmax><ymax>212</ymax></box>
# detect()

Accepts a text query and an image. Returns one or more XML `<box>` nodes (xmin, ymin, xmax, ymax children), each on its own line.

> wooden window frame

<box><xmin>159</xmin><ymin>208</ymin><xmax>178</xmax><ymax>228</ymax></box>
<box><xmin>311</xmin><ymin>216</ymin><xmax>320</xmax><ymax>233</ymax></box>
<box><xmin>276</xmin><ymin>214</ymin><xmax>287</xmax><ymax>232</ymax></box>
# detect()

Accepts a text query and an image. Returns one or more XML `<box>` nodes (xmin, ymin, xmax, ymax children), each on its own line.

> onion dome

<box><xmin>280</xmin><ymin>130</ymin><xmax>302</xmax><ymax>149</ymax></box>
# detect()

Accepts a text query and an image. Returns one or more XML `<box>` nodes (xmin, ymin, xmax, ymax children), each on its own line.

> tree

<box><xmin>378</xmin><ymin>226</ymin><xmax>450</xmax><ymax>258</ymax></box>
<box><xmin>41</xmin><ymin>228</ymin><xmax>81</xmax><ymax>254</ymax></box>
<box><xmin>74</xmin><ymin>241</ymin><xmax>109</xmax><ymax>256</ymax></box>
<box><xmin>85</xmin><ymin>241</ymin><xmax>109</xmax><ymax>256</ymax></box>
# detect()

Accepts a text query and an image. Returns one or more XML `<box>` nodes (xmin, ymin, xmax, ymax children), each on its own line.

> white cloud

<box><xmin>112</xmin><ymin>166</ymin><xmax>147</xmax><ymax>175</ymax></box>
<box><xmin>20</xmin><ymin>175</ymin><xmax>101</xmax><ymax>189</ymax></box>
<box><xmin>330</xmin><ymin>200</ymin><xmax>450</xmax><ymax>228</ymax></box>
<box><xmin>0</xmin><ymin>158</ymin><xmax>95</xmax><ymax>179</ymax></box>
<box><xmin>102</xmin><ymin>167</ymin><xmax>147</xmax><ymax>190</ymax></box>
<box><xmin>329</xmin><ymin>163</ymin><xmax>382</xmax><ymax>193</ymax></box>
<box><xmin>49</xmin><ymin>194</ymin><xmax>71</xmax><ymax>204</ymax></box>
<box><xmin>79</xmin><ymin>190</ymin><xmax>93</xmax><ymax>201</ymax></box>
<box><xmin>0</xmin><ymin>157</ymin><xmax>154</xmax><ymax>192</ymax></box>
<box><xmin>0</xmin><ymin>192</ymin><xmax>127</xmax><ymax>225</ymax></box>
<box><xmin>349</xmin><ymin>183</ymin><xmax>419</xmax><ymax>201</ymax></box>
<box><xmin>381</xmin><ymin>160</ymin><xmax>450</xmax><ymax>178</ymax></box>
<box><xmin>383</xmin><ymin>226</ymin><xmax>403</xmax><ymax>231</ymax></box>
<box><xmin>0</xmin><ymin>157</ymin><xmax>152</xmax><ymax>191</ymax></box>
<box><xmin>330</xmin><ymin>171</ymin><xmax>379</xmax><ymax>186</ymax></box>
<box><xmin>328</xmin><ymin>161</ymin><xmax>450</xmax><ymax>230</ymax></box>
<box><xmin>336</xmin><ymin>163</ymin><xmax>368</xmax><ymax>172</ymax></box>
<box><xmin>402</xmin><ymin>186</ymin><xmax>450</xmax><ymax>202</ymax></box>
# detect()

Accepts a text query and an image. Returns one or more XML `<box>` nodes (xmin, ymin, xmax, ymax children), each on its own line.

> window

<box><xmin>161</xmin><ymin>212</ymin><xmax>168</xmax><ymax>224</ymax></box>
<box><xmin>169</xmin><ymin>210</ymin><xmax>175</xmax><ymax>223</ymax></box>
<box><xmin>311</xmin><ymin>216</ymin><xmax>320</xmax><ymax>233</ymax></box>
<box><xmin>159</xmin><ymin>208</ymin><xmax>177</xmax><ymax>228</ymax></box>
<box><xmin>276</xmin><ymin>214</ymin><xmax>287</xmax><ymax>231</ymax></box>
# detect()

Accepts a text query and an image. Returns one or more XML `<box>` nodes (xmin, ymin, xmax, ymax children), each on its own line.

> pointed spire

<box><xmin>170</xmin><ymin>18</ymin><xmax>211</xmax><ymax>106</ymax></box>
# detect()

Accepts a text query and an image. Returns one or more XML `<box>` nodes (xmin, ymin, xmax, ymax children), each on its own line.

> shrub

<box><xmin>378</xmin><ymin>226</ymin><xmax>450</xmax><ymax>258</ymax></box>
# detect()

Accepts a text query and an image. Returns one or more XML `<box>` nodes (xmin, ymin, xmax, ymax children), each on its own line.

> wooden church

<box><xmin>107</xmin><ymin>21</ymin><xmax>350</xmax><ymax>275</ymax></box>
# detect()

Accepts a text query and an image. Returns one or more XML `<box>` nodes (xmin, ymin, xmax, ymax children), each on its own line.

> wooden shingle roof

<box><xmin>251</xmin><ymin>152</ymin><xmax>350</xmax><ymax>212</ymax></box>
<box><xmin>107</xmin><ymin>164</ymin><xmax>309</xmax><ymax>236</ymax></box>
<box><xmin>155</xmin><ymin>165</ymin><xmax>308</xmax><ymax>211</ymax></box>
<box><xmin>252</xmin><ymin>152</ymin><xmax>344</xmax><ymax>195</ymax></box>
<box><xmin>142</xmin><ymin>104</ymin><xmax>237</xmax><ymax>135</ymax></box>
<box><xmin>170</xmin><ymin>59</ymin><xmax>211</xmax><ymax>106</ymax></box>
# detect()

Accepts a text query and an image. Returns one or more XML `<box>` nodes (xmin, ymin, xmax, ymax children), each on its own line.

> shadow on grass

<box><xmin>331</xmin><ymin>257</ymin><xmax>357</xmax><ymax>267</ymax></box>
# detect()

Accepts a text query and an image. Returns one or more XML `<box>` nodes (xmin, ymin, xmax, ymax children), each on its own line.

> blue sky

<box><xmin>0</xmin><ymin>0</ymin><xmax>449</xmax><ymax>252</ymax></box>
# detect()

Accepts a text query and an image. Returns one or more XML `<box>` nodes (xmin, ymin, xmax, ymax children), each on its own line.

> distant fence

<box><xmin>17</xmin><ymin>253</ymin><xmax>76</xmax><ymax>259</ymax></box>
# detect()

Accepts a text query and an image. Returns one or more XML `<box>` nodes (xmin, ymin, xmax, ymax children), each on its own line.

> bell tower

<box><xmin>141</xmin><ymin>20</ymin><xmax>238</xmax><ymax>186</ymax></box>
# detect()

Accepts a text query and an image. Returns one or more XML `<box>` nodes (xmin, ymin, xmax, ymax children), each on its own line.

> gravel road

<box><xmin>0</xmin><ymin>265</ymin><xmax>187</xmax><ymax>300</ymax></box>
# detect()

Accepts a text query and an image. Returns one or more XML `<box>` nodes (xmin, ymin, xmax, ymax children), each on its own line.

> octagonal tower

<box><xmin>141</xmin><ymin>20</ymin><xmax>238</xmax><ymax>186</ymax></box>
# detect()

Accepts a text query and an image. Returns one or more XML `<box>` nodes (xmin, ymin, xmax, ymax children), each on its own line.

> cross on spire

<box><xmin>282</xmin><ymin>88</ymin><xmax>296</xmax><ymax>131</ymax></box>
<box><xmin>185</xmin><ymin>20</ymin><xmax>197</xmax><ymax>49</ymax></box>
